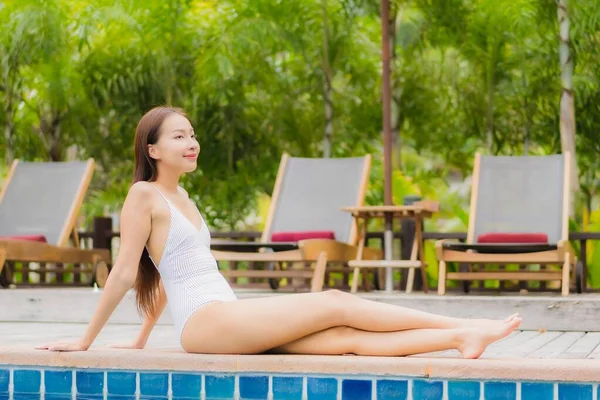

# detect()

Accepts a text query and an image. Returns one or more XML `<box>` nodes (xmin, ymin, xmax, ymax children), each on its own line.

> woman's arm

<box><xmin>134</xmin><ymin>280</ymin><xmax>168</xmax><ymax>347</ymax></box>
<box><xmin>36</xmin><ymin>182</ymin><xmax>154</xmax><ymax>351</ymax></box>
<box><xmin>112</xmin><ymin>280</ymin><xmax>168</xmax><ymax>349</ymax></box>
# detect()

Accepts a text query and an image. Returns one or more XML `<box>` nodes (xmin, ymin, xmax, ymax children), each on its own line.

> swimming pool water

<box><xmin>0</xmin><ymin>365</ymin><xmax>597</xmax><ymax>400</ymax></box>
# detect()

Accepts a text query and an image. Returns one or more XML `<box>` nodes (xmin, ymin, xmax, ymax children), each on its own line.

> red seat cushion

<box><xmin>477</xmin><ymin>233</ymin><xmax>548</xmax><ymax>244</ymax></box>
<box><xmin>0</xmin><ymin>235</ymin><xmax>48</xmax><ymax>243</ymax></box>
<box><xmin>271</xmin><ymin>231</ymin><xmax>336</xmax><ymax>242</ymax></box>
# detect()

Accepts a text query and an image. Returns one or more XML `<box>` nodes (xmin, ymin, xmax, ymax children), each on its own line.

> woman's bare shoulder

<box><xmin>123</xmin><ymin>182</ymin><xmax>157</xmax><ymax>213</ymax></box>
<box><xmin>129</xmin><ymin>181</ymin><xmax>155</xmax><ymax>195</ymax></box>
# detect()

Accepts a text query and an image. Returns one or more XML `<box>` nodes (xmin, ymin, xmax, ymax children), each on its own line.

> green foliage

<box><xmin>2</xmin><ymin>0</ymin><xmax>600</xmax><ymax>286</ymax></box>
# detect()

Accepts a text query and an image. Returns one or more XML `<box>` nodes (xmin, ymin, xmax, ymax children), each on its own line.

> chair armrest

<box><xmin>211</xmin><ymin>249</ymin><xmax>304</xmax><ymax>262</ymax></box>
<box><xmin>435</xmin><ymin>238</ymin><xmax>461</xmax><ymax>259</ymax></box>
<box><xmin>299</xmin><ymin>239</ymin><xmax>382</xmax><ymax>262</ymax></box>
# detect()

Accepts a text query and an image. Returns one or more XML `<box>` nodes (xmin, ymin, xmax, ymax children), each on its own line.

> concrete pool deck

<box><xmin>2</xmin><ymin>289</ymin><xmax>600</xmax><ymax>383</ymax></box>
<box><xmin>2</xmin><ymin>322</ymin><xmax>600</xmax><ymax>383</ymax></box>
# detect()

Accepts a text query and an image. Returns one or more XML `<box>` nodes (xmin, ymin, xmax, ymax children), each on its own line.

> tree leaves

<box><xmin>2</xmin><ymin>0</ymin><xmax>600</xmax><ymax>231</ymax></box>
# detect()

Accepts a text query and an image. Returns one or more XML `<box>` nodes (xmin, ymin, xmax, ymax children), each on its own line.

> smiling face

<box><xmin>148</xmin><ymin>113</ymin><xmax>200</xmax><ymax>174</ymax></box>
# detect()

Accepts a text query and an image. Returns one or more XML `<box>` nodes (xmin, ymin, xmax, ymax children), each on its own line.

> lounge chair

<box><xmin>211</xmin><ymin>154</ymin><xmax>382</xmax><ymax>291</ymax></box>
<box><xmin>0</xmin><ymin>159</ymin><xmax>111</xmax><ymax>288</ymax></box>
<box><xmin>436</xmin><ymin>152</ymin><xmax>578</xmax><ymax>296</ymax></box>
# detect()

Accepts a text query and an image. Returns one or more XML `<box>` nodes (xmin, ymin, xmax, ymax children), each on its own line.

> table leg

<box><xmin>406</xmin><ymin>230</ymin><xmax>419</xmax><ymax>293</ymax></box>
<box><xmin>351</xmin><ymin>217</ymin><xmax>367</xmax><ymax>293</ymax></box>
<box><xmin>415</xmin><ymin>215</ymin><xmax>429</xmax><ymax>293</ymax></box>
<box><xmin>384</xmin><ymin>211</ymin><xmax>394</xmax><ymax>292</ymax></box>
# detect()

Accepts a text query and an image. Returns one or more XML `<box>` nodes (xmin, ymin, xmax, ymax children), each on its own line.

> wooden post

<box><xmin>580</xmin><ymin>239</ymin><xmax>587</xmax><ymax>292</ymax></box>
<box><xmin>401</xmin><ymin>196</ymin><xmax>422</xmax><ymax>290</ymax></box>
<box><xmin>93</xmin><ymin>217</ymin><xmax>113</xmax><ymax>257</ymax></box>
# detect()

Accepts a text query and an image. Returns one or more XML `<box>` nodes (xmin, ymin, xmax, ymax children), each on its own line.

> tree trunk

<box><xmin>37</xmin><ymin>109</ymin><xmax>64</xmax><ymax>161</ymax></box>
<box><xmin>323</xmin><ymin>82</ymin><xmax>333</xmax><ymax>158</ymax></box>
<box><xmin>391</xmin><ymin>6</ymin><xmax>401</xmax><ymax>169</ymax></box>
<box><xmin>4</xmin><ymin>115</ymin><xmax>14</xmax><ymax>165</ymax></box>
<box><xmin>557</xmin><ymin>0</ymin><xmax>578</xmax><ymax>214</ymax></box>
<box><xmin>519</xmin><ymin>45</ymin><xmax>531</xmax><ymax>155</ymax></box>
<box><xmin>48</xmin><ymin>117</ymin><xmax>63</xmax><ymax>162</ymax></box>
<box><xmin>3</xmin><ymin>68</ymin><xmax>14</xmax><ymax>164</ymax></box>
<box><xmin>486</xmin><ymin>62</ymin><xmax>494</xmax><ymax>152</ymax></box>
<box><xmin>321</xmin><ymin>0</ymin><xmax>333</xmax><ymax>158</ymax></box>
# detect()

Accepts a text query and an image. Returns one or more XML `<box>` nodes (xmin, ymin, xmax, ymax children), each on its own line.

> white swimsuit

<box><xmin>148</xmin><ymin>185</ymin><xmax>237</xmax><ymax>343</ymax></box>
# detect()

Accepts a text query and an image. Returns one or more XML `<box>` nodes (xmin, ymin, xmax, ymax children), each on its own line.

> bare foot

<box><xmin>457</xmin><ymin>316</ymin><xmax>522</xmax><ymax>359</ymax></box>
<box><xmin>467</xmin><ymin>313</ymin><xmax>520</xmax><ymax>329</ymax></box>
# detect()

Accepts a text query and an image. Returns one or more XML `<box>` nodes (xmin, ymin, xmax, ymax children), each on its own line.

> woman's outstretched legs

<box><xmin>270</xmin><ymin>318</ymin><xmax>521</xmax><ymax>359</ymax></box>
<box><xmin>182</xmin><ymin>290</ymin><xmax>521</xmax><ymax>355</ymax></box>
<box><xmin>299</xmin><ymin>290</ymin><xmax>516</xmax><ymax>332</ymax></box>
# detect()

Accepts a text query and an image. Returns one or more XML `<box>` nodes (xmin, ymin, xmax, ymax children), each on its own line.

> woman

<box><xmin>36</xmin><ymin>106</ymin><xmax>521</xmax><ymax>358</ymax></box>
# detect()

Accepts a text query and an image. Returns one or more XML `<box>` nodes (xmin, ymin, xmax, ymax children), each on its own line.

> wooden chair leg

<box><xmin>310</xmin><ymin>252</ymin><xmax>328</xmax><ymax>292</ymax></box>
<box><xmin>561</xmin><ymin>254</ymin><xmax>570</xmax><ymax>296</ymax></box>
<box><xmin>438</xmin><ymin>260</ymin><xmax>447</xmax><ymax>295</ymax></box>
<box><xmin>351</xmin><ymin>267</ymin><xmax>361</xmax><ymax>293</ymax></box>
<box><xmin>406</xmin><ymin>267</ymin><xmax>415</xmax><ymax>294</ymax></box>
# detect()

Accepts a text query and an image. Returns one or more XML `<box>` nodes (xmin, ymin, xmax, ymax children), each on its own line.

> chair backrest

<box><xmin>468</xmin><ymin>153</ymin><xmax>569</xmax><ymax>244</ymax></box>
<box><xmin>0</xmin><ymin>159</ymin><xmax>95</xmax><ymax>246</ymax></box>
<box><xmin>262</xmin><ymin>154</ymin><xmax>371</xmax><ymax>244</ymax></box>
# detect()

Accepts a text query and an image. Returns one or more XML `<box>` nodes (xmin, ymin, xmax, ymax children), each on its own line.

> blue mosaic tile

<box><xmin>107</xmin><ymin>396</ymin><xmax>135</xmax><ymax>400</ymax></box>
<box><xmin>342</xmin><ymin>379</ymin><xmax>372</xmax><ymax>400</ymax></box>
<box><xmin>13</xmin><ymin>370</ymin><xmax>41</xmax><ymax>393</ymax></box>
<box><xmin>44</xmin><ymin>395</ymin><xmax>72</xmax><ymax>400</ymax></box>
<box><xmin>558</xmin><ymin>383</ymin><xmax>593</xmax><ymax>400</ymax></box>
<box><xmin>172</xmin><ymin>373</ymin><xmax>201</xmax><ymax>398</ymax></box>
<box><xmin>76</xmin><ymin>370</ymin><xmax>104</xmax><ymax>395</ymax></box>
<box><xmin>307</xmin><ymin>377</ymin><xmax>337</xmax><ymax>400</ymax></box>
<box><xmin>44</xmin><ymin>370</ymin><xmax>72</xmax><ymax>394</ymax></box>
<box><xmin>239</xmin><ymin>376</ymin><xmax>269</xmax><ymax>399</ymax></box>
<box><xmin>205</xmin><ymin>375</ymin><xmax>235</xmax><ymax>399</ymax></box>
<box><xmin>376</xmin><ymin>379</ymin><xmax>408</xmax><ymax>400</ymax></box>
<box><xmin>107</xmin><ymin>372</ymin><xmax>136</xmax><ymax>396</ymax></box>
<box><xmin>13</xmin><ymin>395</ymin><xmax>40</xmax><ymax>400</ymax></box>
<box><xmin>273</xmin><ymin>377</ymin><xmax>303</xmax><ymax>400</ymax></box>
<box><xmin>484</xmin><ymin>382</ymin><xmax>517</xmax><ymax>400</ymax></box>
<box><xmin>448</xmin><ymin>381</ymin><xmax>480</xmax><ymax>400</ymax></box>
<box><xmin>0</xmin><ymin>370</ymin><xmax>8</xmax><ymax>394</ymax></box>
<box><xmin>413</xmin><ymin>379</ymin><xmax>443</xmax><ymax>400</ymax></box>
<box><xmin>140</xmin><ymin>372</ymin><xmax>169</xmax><ymax>397</ymax></box>
<box><xmin>521</xmin><ymin>382</ymin><xmax>554</xmax><ymax>400</ymax></box>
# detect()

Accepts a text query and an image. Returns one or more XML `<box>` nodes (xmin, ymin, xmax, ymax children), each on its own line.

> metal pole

<box><xmin>381</xmin><ymin>0</ymin><xmax>394</xmax><ymax>292</ymax></box>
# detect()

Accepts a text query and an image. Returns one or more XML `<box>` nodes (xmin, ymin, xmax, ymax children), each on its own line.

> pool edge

<box><xmin>1</xmin><ymin>346</ymin><xmax>599</xmax><ymax>383</ymax></box>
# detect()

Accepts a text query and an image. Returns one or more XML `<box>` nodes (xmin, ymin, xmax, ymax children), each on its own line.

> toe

<box><xmin>505</xmin><ymin>313</ymin><xmax>519</xmax><ymax>322</ymax></box>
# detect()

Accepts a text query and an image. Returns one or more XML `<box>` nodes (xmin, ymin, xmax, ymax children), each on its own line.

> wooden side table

<box><xmin>341</xmin><ymin>201</ymin><xmax>439</xmax><ymax>293</ymax></box>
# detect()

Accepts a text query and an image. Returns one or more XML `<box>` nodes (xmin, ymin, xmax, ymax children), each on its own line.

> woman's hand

<box><xmin>34</xmin><ymin>184</ymin><xmax>154</xmax><ymax>354</ymax></box>
<box><xmin>34</xmin><ymin>340</ymin><xmax>90</xmax><ymax>352</ymax></box>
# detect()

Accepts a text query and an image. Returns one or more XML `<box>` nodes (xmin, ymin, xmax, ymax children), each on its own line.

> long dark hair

<box><xmin>132</xmin><ymin>106</ymin><xmax>188</xmax><ymax>318</ymax></box>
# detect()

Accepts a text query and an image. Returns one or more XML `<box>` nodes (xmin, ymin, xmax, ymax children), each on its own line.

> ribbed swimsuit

<box><xmin>148</xmin><ymin>185</ymin><xmax>238</xmax><ymax>343</ymax></box>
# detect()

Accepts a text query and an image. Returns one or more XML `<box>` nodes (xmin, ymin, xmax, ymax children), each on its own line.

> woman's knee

<box><xmin>321</xmin><ymin>289</ymin><xmax>352</xmax><ymax>302</ymax></box>
<box><xmin>320</xmin><ymin>289</ymin><xmax>354</xmax><ymax>325</ymax></box>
